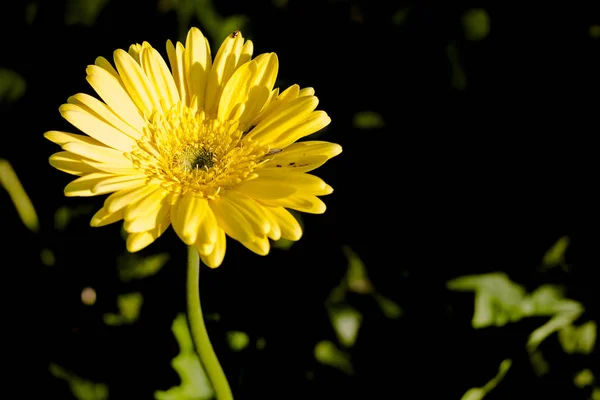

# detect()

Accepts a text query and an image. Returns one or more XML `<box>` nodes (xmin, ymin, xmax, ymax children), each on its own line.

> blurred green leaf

<box><xmin>590</xmin><ymin>25</ymin><xmax>600</xmax><ymax>39</ymax></box>
<box><xmin>0</xmin><ymin>69</ymin><xmax>26</xmax><ymax>103</ymax></box>
<box><xmin>352</xmin><ymin>111</ymin><xmax>385</xmax><ymax>130</ymax></box>
<box><xmin>558</xmin><ymin>320</ymin><xmax>597</xmax><ymax>355</ymax></box>
<box><xmin>256</xmin><ymin>337</ymin><xmax>266</xmax><ymax>350</ymax></box>
<box><xmin>103</xmin><ymin>293</ymin><xmax>143</xmax><ymax>326</ymax></box>
<box><xmin>541</xmin><ymin>236</ymin><xmax>569</xmax><ymax>268</ymax></box>
<box><xmin>227</xmin><ymin>331</ymin><xmax>250</xmax><ymax>351</ymax></box>
<box><xmin>49</xmin><ymin>363</ymin><xmax>109</xmax><ymax>400</ymax></box>
<box><xmin>342</xmin><ymin>246</ymin><xmax>372</xmax><ymax>294</ymax></box>
<box><xmin>314</xmin><ymin>340</ymin><xmax>353</xmax><ymax>374</ymax></box>
<box><xmin>447</xmin><ymin>273</ymin><xmax>526</xmax><ymax>328</ymax></box>
<box><xmin>460</xmin><ymin>359</ymin><xmax>512</xmax><ymax>400</ymax></box>
<box><xmin>527</xmin><ymin>309</ymin><xmax>583</xmax><ymax>352</ymax></box>
<box><xmin>118</xmin><ymin>253</ymin><xmax>170</xmax><ymax>282</ymax></box>
<box><xmin>593</xmin><ymin>387</ymin><xmax>600</xmax><ymax>400</ymax></box>
<box><xmin>392</xmin><ymin>9</ymin><xmax>409</xmax><ymax>25</ymax></box>
<box><xmin>54</xmin><ymin>205</ymin><xmax>94</xmax><ymax>230</ymax></box>
<box><xmin>40</xmin><ymin>248</ymin><xmax>56</xmax><ymax>266</ymax></box>
<box><xmin>329</xmin><ymin>306</ymin><xmax>362</xmax><ymax>347</ymax></box>
<box><xmin>155</xmin><ymin>314</ymin><xmax>213</xmax><ymax>400</ymax></box>
<box><xmin>65</xmin><ymin>0</ymin><xmax>109</xmax><ymax>26</ymax></box>
<box><xmin>462</xmin><ymin>9</ymin><xmax>490</xmax><ymax>41</ymax></box>
<box><xmin>25</xmin><ymin>2</ymin><xmax>38</xmax><ymax>24</ymax></box>
<box><xmin>446</xmin><ymin>43</ymin><xmax>467</xmax><ymax>90</ymax></box>
<box><xmin>574</xmin><ymin>369</ymin><xmax>595</xmax><ymax>388</ymax></box>
<box><xmin>0</xmin><ymin>159</ymin><xmax>39</xmax><ymax>232</ymax></box>
<box><xmin>374</xmin><ymin>293</ymin><xmax>403</xmax><ymax>319</ymax></box>
<box><xmin>529</xmin><ymin>350</ymin><xmax>550</xmax><ymax>377</ymax></box>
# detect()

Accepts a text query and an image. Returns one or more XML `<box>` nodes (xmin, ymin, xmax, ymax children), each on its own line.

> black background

<box><xmin>2</xmin><ymin>1</ymin><xmax>600</xmax><ymax>399</ymax></box>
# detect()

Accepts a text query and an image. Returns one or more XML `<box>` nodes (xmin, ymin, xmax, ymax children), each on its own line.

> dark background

<box><xmin>2</xmin><ymin>1</ymin><xmax>599</xmax><ymax>399</ymax></box>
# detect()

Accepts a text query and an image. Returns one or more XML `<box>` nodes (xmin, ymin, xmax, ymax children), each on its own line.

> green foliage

<box><xmin>462</xmin><ymin>9</ymin><xmax>491</xmax><ymax>41</ymax></box>
<box><xmin>328</xmin><ymin>306</ymin><xmax>362</xmax><ymax>347</ymax></box>
<box><xmin>49</xmin><ymin>363</ymin><xmax>109</xmax><ymax>400</ymax></box>
<box><xmin>558</xmin><ymin>321</ymin><xmax>597</xmax><ymax>355</ymax></box>
<box><xmin>541</xmin><ymin>236</ymin><xmax>569</xmax><ymax>269</ymax></box>
<box><xmin>103</xmin><ymin>293</ymin><xmax>144</xmax><ymax>326</ymax></box>
<box><xmin>118</xmin><ymin>253</ymin><xmax>170</xmax><ymax>282</ymax></box>
<box><xmin>0</xmin><ymin>68</ymin><xmax>26</xmax><ymax>103</ymax></box>
<box><xmin>352</xmin><ymin>111</ymin><xmax>385</xmax><ymax>130</ymax></box>
<box><xmin>65</xmin><ymin>0</ymin><xmax>109</xmax><ymax>26</ymax></box>
<box><xmin>0</xmin><ymin>159</ymin><xmax>39</xmax><ymax>232</ymax></box>
<box><xmin>460</xmin><ymin>359</ymin><xmax>512</xmax><ymax>400</ymax></box>
<box><xmin>314</xmin><ymin>340</ymin><xmax>353</xmax><ymax>375</ymax></box>
<box><xmin>226</xmin><ymin>331</ymin><xmax>250</xmax><ymax>351</ymax></box>
<box><xmin>155</xmin><ymin>314</ymin><xmax>213</xmax><ymax>400</ymax></box>
<box><xmin>573</xmin><ymin>369</ymin><xmax>595</xmax><ymax>388</ymax></box>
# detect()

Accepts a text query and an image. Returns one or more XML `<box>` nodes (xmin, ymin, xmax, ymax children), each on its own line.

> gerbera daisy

<box><xmin>45</xmin><ymin>27</ymin><xmax>341</xmax><ymax>268</ymax></box>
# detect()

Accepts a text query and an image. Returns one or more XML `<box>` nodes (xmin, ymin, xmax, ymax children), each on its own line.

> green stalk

<box><xmin>187</xmin><ymin>246</ymin><xmax>233</xmax><ymax>400</ymax></box>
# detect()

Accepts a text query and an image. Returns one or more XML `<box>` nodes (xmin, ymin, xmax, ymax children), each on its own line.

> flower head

<box><xmin>45</xmin><ymin>28</ymin><xmax>341</xmax><ymax>268</ymax></box>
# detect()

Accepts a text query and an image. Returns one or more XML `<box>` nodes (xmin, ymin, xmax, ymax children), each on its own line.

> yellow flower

<box><xmin>45</xmin><ymin>27</ymin><xmax>341</xmax><ymax>268</ymax></box>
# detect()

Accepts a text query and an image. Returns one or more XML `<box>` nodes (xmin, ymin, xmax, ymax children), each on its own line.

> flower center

<box><xmin>129</xmin><ymin>103</ymin><xmax>269</xmax><ymax>198</ymax></box>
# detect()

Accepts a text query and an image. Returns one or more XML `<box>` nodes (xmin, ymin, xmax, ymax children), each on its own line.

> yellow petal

<box><xmin>95</xmin><ymin>56</ymin><xmax>119</xmax><ymax>79</ymax></box>
<box><xmin>196</xmin><ymin>204</ymin><xmax>218</xmax><ymax>245</ymax></box>
<box><xmin>49</xmin><ymin>152</ymin><xmax>98</xmax><ymax>175</ymax></box>
<box><xmin>90</xmin><ymin>207</ymin><xmax>124</xmax><ymax>227</ymax></box>
<box><xmin>199</xmin><ymin>228</ymin><xmax>226</xmax><ymax>268</ymax></box>
<box><xmin>260</xmin><ymin>194</ymin><xmax>326</xmax><ymax>214</ymax></box>
<box><xmin>250</xmin><ymin>84</ymin><xmax>299</xmax><ymax>127</ymax></box>
<box><xmin>264</xmin><ymin>207</ymin><xmax>302</xmax><ymax>240</ymax></box>
<box><xmin>209</xmin><ymin>196</ymin><xmax>255</xmax><ymax>243</ymax></box>
<box><xmin>124</xmin><ymin>199</ymin><xmax>170</xmax><ymax>232</ymax></box>
<box><xmin>124</xmin><ymin>187</ymin><xmax>169</xmax><ymax>220</ymax></box>
<box><xmin>195</xmin><ymin>241</ymin><xmax>215</xmax><ymax>256</ymax></box>
<box><xmin>141</xmin><ymin>46</ymin><xmax>180</xmax><ymax>110</ymax></box>
<box><xmin>44</xmin><ymin>130</ymin><xmax>103</xmax><ymax>147</ymax></box>
<box><xmin>298</xmin><ymin>87</ymin><xmax>315</xmax><ymax>97</ymax></box>
<box><xmin>254</xmin><ymin>170</ymin><xmax>329</xmax><ymax>195</ymax></box>
<box><xmin>67</xmin><ymin>93</ymin><xmax>142</xmax><ymax>140</ymax></box>
<box><xmin>125</xmin><ymin>212</ymin><xmax>170</xmax><ymax>252</ymax></box>
<box><xmin>223</xmin><ymin>191</ymin><xmax>271</xmax><ymax>235</ymax></box>
<box><xmin>166</xmin><ymin>40</ymin><xmax>188</xmax><ymax>105</ymax></box>
<box><xmin>172</xmin><ymin>193</ymin><xmax>208</xmax><ymax>245</ymax></box>
<box><xmin>272</xmin><ymin>111</ymin><xmax>331</xmax><ymax>149</ymax></box>
<box><xmin>62</xmin><ymin>142</ymin><xmax>129</xmax><ymax>166</ymax></box>
<box><xmin>240</xmin><ymin>235</ymin><xmax>270</xmax><ymax>256</ymax></box>
<box><xmin>63</xmin><ymin>172</ymin><xmax>115</xmax><ymax>197</ymax></box>
<box><xmin>86</xmin><ymin>65</ymin><xmax>146</xmax><ymax>130</ymax></box>
<box><xmin>105</xmin><ymin>184</ymin><xmax>161</xmax><ymax>213</ymax></box>
<box><xmin>204</xmin><ymin>31</ymin><xmax>245</xmax><ymax>115</ymax></box>
<box><xmin>265</xmin><ymin>213</ymin><xmax>281</xmax><ymax>240</ymax></box>
<box><xmin>184</xmin><ymin>27</ymin><xmax>211</xmax><ymax>109</ymax></box>
<box><xmin>113</xmin><ymin>49</ymin><xmax>161</xmax><ymax>117</ymax></box>
<box><xmin>244</xmin><ymin>95</ymin><xmax>319</xmax><ymax>144</ymax></box>
<box><xmin>218</xmin><ymin>53</ymin><xmax>278</xmax><ymax>128</ymax></box>
<box><xmin>261</xmin><ymin>141</ymin><xmax>342</xmax><ymax>173</ymax></box>
<box><xmin>80</xmin><ymin>159</ymin><xmax>140</xmax><ymax>175</ymax></box>
<box><xmin>60</xmin><ymin>105</ymin><xmax>136</xmax><ymax>152</ymax></box>
<box><xmin>235</xmin><ymin>178</ymin><xmax>296</xmax><ymax>200</ymax></box>
<box><xmin>92</xmin><ymin>174</ymin><xmax>147</xmax><ymax>194</ymax></box>
<box><xmin>238</xmin><ymin>40</ymin><xmax>254</xmax><ymax>66</ymax></box>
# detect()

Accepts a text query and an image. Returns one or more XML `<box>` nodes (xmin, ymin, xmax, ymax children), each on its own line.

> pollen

<box><xmin>129</xmin><ymin>102</ymin><xmax>269</xmax><ymax>198</ymax></box>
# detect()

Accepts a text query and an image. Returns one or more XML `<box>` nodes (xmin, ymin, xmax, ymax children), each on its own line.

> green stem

<box><xmin>187</xmin><ymin>246</ymin><xmax>233</xmax><ymax>400</ymax></box>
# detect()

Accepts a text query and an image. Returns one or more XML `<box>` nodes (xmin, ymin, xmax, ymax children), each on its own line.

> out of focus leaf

<box><xmin>155</xmin><ymin>313</ymin><xmax>213</xmax><ymax>400</ymax></box>
<box><xmin>574</xmin><ymin>369</ymin><xmax>595</xmax><ymax>388</ymax></box>
<box><xmin>592</xmin><ymin>387</ymin><xmax>600</xmax><ymax>400</ymax></box>
<box><xmin>0</xmin><ymin>69</ymin><xmax>26</xmax><ymax>103</ymax></box>
<box><xmin>374</xmin><ymin>293</ymin><xmax>403</xmax><ymax>319</ymax></box>
<box><xmin>329</xmin><ymin>306</ymin><xmax>362</xmax><ymax>347</ymax></box>
<box><xmin>392</xmin><ymin>9</ymin><xmax>408</xmax><ymax>25</ymax></box>
<box><xmin>54</xmin><ymin>205</ymin><xmax>94</xmax><ymax>230</ymax></box>
<box><xmin>446</xmin><ymin>43</ymin><xmax>467</xmax><ymax>90</ymax></box>
<box><xmin>541</xmin><ymin>236</ymin><xmax>569</xmax><ymax>268</ymax></box>
<box><xmin>314</xmin><ymin>340</ymin><xmax>353</xmax><ymax>374</ymax></box>
<box><xmin>0</xmin><ymin>159</ymin><xmax>39</xmax><ymax>232</ymax></box>
<box><xmin>558</xmin><ymin>321</ymin><xmax>597</xmax><ymax>355</ymax></box>
<box><xmin>352</xmin><ymin>111</ymin><xmax>384</xmax><ymax>130</ymax></box>
<box><xmin>529</xmin><ymin>350</ymin><xmax>550</xmax><ymax>377</ymax></box>
<box><xmin>103</xmin><ymin>293</ymin><xmax>143</xmax><ymax>326</ymax></box>
<box><xmin>65</xmin><ymin>0</ymin><xmax>109</xmax><ymax>26</ymax></box>
<box><xmin>40</xmin><ymin>248</ymin><xmax>56</xmax><ymax>266</ymax></box>
<box><xmin>25</xmin><ymin>2</ymin><xmax>38</xmax><ymax>24</ymax></box>
<box><xmin>590</xmin><ymin>25</ymin><xmax>600</xmax><ymax>39</ymax></box>
<box><xmin>462</xmin><ymin>9</ymin><xmax>490</xmax><ymax>41</ymax></box>
<box><xmin>459</xmin><ymin>359</ymin><xmax>512</xmax><ymax>400</ymax></box>
<box><xmin>227</xmin><ymin>331</ymin><xmax>250</xmax><ymax>351</ymax></box>
<box><xmin>527</xmin><ymin>309</ymin><xmax>583</xmax><ymax>352</ymax></box>
<box><xmin>49</xmin><ymin>363</ymin><xmax>109</xmax><ymax>400</ymax></box>
<box><xmin>447</xmin><ymin>273</ymin><xmax>526</xmax><ymax>328</ymax></box>
<box><xmin>118</xmin><ymin>253</ymin><xmax>170</xmax><ymax>282</ymax></box>
<box><xmin>342</xmin><ymin>246</ymin><xmax>372</xmax><ymax>294</ymax></box>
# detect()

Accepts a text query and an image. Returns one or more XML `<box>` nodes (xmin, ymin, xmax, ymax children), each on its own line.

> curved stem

<box><xmin>187</xmin><ymin>246</ymin><xmax>233</xmax><ymax>400</ymax></box>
